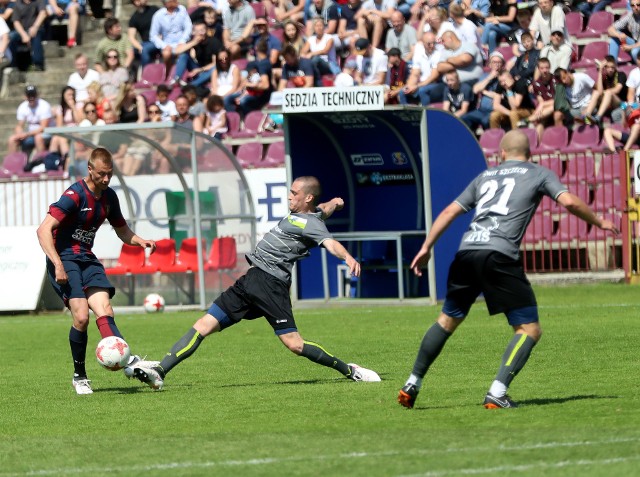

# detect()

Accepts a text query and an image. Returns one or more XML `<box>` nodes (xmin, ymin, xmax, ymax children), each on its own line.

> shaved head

<box><xmin>499</xmin><ymin>130</ymin><xmax>530</xmax><ymax>160</ymax></box>
<box><xmin>294</xmin><ymin>176</ymin><xmax>322</xmax><ymax>205</ymax></box>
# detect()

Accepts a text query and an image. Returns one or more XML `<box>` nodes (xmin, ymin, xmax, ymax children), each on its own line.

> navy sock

<box><xmin>69</xmin><ymin>326</ymin><xmax>88</xmax><ymax>378</ymax></box>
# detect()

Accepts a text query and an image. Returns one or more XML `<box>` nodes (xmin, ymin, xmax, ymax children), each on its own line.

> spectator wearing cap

<box><xmin>9</xmin><ymin>0</ymin><xmax>47</xmax><ymax>71</ymax></box>
<box><xmin>385</xmin><ymin>47</ymin><xmax>410</xmax><ymax>104</ymax></box>
<box><xmin>300</xmin><ymin>18</ymin><xmax>341</xmax><ymax>85</ymax></box>
<box><xmin>149</xmin><ymin>0</ymin><xmax>193</xmax><ymax>79</ymax></box>
<box><xmin>530</xmin><ymin>0</ymin><xmax>568</xmax><ymax>50</ymax></box>
<box><xmin>437</xmin><ymin>30</ymin><xmax>483</xmax><ymax>86</ymax></box>
<box><xmin>398</xmin><ymin>31</ymin><xmax>442</xmax><ymax>106</ymax></box>
<box><xmin>608</xmin><ymin>3</ymin><xmax>640</xmax><ymax>65</ymax></box>
<box><xmin>279</xmin><ymin>44</ymin><xmax>315</xmax><ymax>90</ymax></box>
<box><xmin>385</xmin><ymin>10</ymin><xmax>417</xmax><ymax>61</ymax></box>
<box><xmin>461</xmin><ymin>50</ymin><xmax>505</xmax><ymax>131</ymax></box>
<box><xmin>334</xmin><ymin>57</ymin><xmax>357</xmax><ymax>87</ymax></box>
<box><xmin>357</xmin><ymin>0</ymin><xmax>396</xmax><ymax>51</ymax></box>
<box><xmin>247</xmin><ymin>17</ymin><xmax>282</xmax><ymax>67</ymax></box>
<box><xmin>540</xmin><ymin>28</ymin><xmax>572</xmax><ymax>74</ymax></box>
<box><xmin>354</xmin><ymin>37</ymin><xmax>388</xmax><ymax>85</ymax></box>
<box><xmin>7</xmin><ymin>85</ymin><xmax>53</xmax><ymax>154</ymax></box>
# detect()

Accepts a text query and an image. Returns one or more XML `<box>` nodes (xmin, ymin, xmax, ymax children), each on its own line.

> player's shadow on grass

<box><xmin>517</xmin><ymin>394</ymin><xmax>618</xmax><ymax>406</ymax></box>
<box><xmin>94</xmin><ymin>387</ymin><xmax>145</xmax><ymax>394</ymax></box>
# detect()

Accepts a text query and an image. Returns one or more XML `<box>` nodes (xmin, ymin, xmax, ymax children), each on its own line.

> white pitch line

<box><xmin>2</xmin><ymin>437</ymin><xmax>639</xmax><ymax>477</ymax></box>
<box><xmin>398</xmin><ymin>455</ymin><xmax>640</xmax><ymax>477</ymax></box>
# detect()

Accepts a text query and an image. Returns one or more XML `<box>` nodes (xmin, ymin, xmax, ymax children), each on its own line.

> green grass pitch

<box><xmin>1</xmin><ymin>283</ymin><xmax>639</xmax><ymax>476</ymax></box>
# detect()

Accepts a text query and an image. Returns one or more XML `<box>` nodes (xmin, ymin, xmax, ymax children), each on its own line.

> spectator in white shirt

<box><xmin>7</xmin><ymin>85</ymin><xmax>53</xmax><ymax>154</ymax></box>
<box><xmin>354</xmin><ymin>37</ymin><xmax>388</xmax><ymax>85</ymax></box>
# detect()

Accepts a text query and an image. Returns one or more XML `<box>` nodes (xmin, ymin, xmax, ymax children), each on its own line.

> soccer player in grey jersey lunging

<box><xmin>398</xmin><ymin>130</ymin><xmax>619</xmax><ymax>409</ymax></box>
<box><xmin>131</xmin><ymin>176</ymin><xmax>381</xmax><ymax>390</ymax></box>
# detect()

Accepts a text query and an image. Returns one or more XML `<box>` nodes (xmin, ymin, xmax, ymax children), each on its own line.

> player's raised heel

<box><xmin>483</xmin><ymin>393</ymin><xmax>518</xmax><ymax>409</ymax></box>
<box><xmin>398</xmin><ymin>384</ymin><xmax>418</xmax><ymax>408</ymax></box>
<box><xmin>132</xmin><ymin>365</ymin><xmax>164</xmax><ymax>391</ymax></box>
<box><xmin>348</xmin><ymin>363</ymin><xmax>381</xmax><ymax>382</ymax></box>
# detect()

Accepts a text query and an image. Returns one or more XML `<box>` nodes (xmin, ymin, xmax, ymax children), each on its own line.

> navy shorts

<box><xmin>207</xmin><ymin>267</ymin><xmax>297</xmax><ymax>335</ymax></box>
<box><xmin>442</xmin><ymin>250</ymin><xmax>537</xmax><ymax>319</ymax></box>
<box><xmin>47</xmin><ymin>257</ymin><xmax>115</xmax><ymax>306</ymax></box>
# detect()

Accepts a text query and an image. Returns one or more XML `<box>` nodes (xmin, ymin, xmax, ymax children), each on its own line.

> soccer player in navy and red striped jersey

<box><xmin>37</xmin><ymin>147</ymin><xmax>158</xmax><ymax>395</ymax></box>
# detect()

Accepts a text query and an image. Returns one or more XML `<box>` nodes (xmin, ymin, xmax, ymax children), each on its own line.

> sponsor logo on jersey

<box><xmin>66</xmin><ymin>190</ymin><xmax>75</xmax><ymax>195</ymax></box>
<box><xmin>351</xmin><ymin>154</ymin><xmax>384</xmax><ymax>166</ymax></box>
<box><xmin>287</xmin><ymin>214</ymin><xmax>308</xmax><ymax>229</ymax></box>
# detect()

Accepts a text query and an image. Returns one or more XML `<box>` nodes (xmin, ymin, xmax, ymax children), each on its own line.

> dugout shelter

<box><xmin>42</xmin><ymin>122</ymin><xmax>257</xmax><ymax>310</ymax></box>
<box><xmin>280</xmin><ymin>87</ymin><xmax>487</xmax><ymax>304</ymax></box>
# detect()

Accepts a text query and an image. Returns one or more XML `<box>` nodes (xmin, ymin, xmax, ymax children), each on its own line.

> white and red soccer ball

<box><xmin>143</xmin><ymin>293</ymin><xmax>165</xmax><ymax>313</ymax></box>
<box><xmin>96</xmin><ymin>336</ymin><xmax>131</xmax><ymax>371</ymax></box>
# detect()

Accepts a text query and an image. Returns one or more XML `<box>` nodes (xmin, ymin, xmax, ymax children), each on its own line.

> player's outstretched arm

<box><xmin>556</xmin><ymin>192</ymin><xmax>620</xmax><ymax>235</ymax></box>
<box><xmin>411</xmin><ymin>202</ymin><xmax>466</xmax><ymax>277</ymax></box>
<box><xmin>322</xmin><ymin>238</ymin><xmax>361</xmax><ymax>277</ymax></box>
<box><xmin>114</xmin><ymin>225</ymin><xmax>158</xmax><ymax>253</ymax></box>
<box><xmin>318</xmin><ymin>197</ymin><xmax>345</xmax><ymax>220</ymax></box>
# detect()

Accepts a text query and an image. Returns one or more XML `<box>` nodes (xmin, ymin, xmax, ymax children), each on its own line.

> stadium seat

<box><xmin>240</xmin><ymin>110</ymin><xmax>266</xmax><ymax>138</ymax></box>
<box><xmin>494</xmin><ymin>45</ymin><xmax>515</xmax><ymax>64</ymax></box>
<box><xmin>522</xmin><ymin>212</ymin><xmax>554</xmax><ymax>244</ymax></box>
<box><xmin>572</xmin><ymin>41</ymin><xmax>609</xmax><ymax>69</ymax></box>
<box><xmin>321</xmin><ymin>75</ymin><xmax>336</xmax><ymax>87</ymax></box>
<box><xmin>538</xmin><ymin>156</ymin><xmax>564</xmax><ymax>178</ymax></box>
<box><xmin>198</xmin><ymin>147</ymin><xmax>231</xmax><ymax>171</ymax></box>
<box><xmin>564</xmin><ymin>156</ymin><xmax>596</xmax><ymax>183</ymax></box>
<box><xmin>583</xmin><ymin>66</ymin><xmax>598</xmax><ymax>83</ymax></box>
<box><xmin>593</xmin><ymin>182</ymin><xmax>622</xmax><ymax>211</ymax></box>
<box><xmin>236</xmin><ymin>141</ymin><xmax>264</xmax><ymax>168</ymax></box>
<box><xmin>520</xmin><ymin>127</ymin><xmax>539</xmax><ymax>152</ymax></box>
<box><xmin>574</xmin><ymin>11</ymin><xmax>613</xmax><ymax>41</ymax></box>
<box><xmin>105</xmin><ymin>244</ymin><xmax>147</xmax><ymax>275</ymax></box>
<box><xmin>565</xmin><ymin>11</ymin><xmax>584</xmax><ymax>37</ymax></box>
<box><xmin>554</xmin><ymin>214</ymin><xmax>589</xmax><ymax>242</ymax></box>
<box><xmin>264</xmin><ymin>141</ymin><xmax>285</xmax><ymax>167</ymax></box>
<box><xmin>564</xmin><ymin>125</ymin><xmax>600</xmax><ymax>153</ymax></box>
<box><xmin>250</xmin><ymin>1</ymin><xmax>266</xmax><ymax>17</ymax></box>
<box><xmin>587</xmin><ymin>212</ymin><xmax>622</xmax><ymax>240</ymax></box>
<box><xmin>540</xmin><ymin>195</ymin><xmax>562</xmax><ymax>214</ymax></box>
<box><xmin>534</xmin><ymin>126</ymin><xmax>569</xmax><ymax>154</ymax></box>
<box><xmin>134</xmin><ymin>63</ymin><xmax>166</xmax><ymax>89</ymax></box>
<box><xmin>225</xmin><ymin>111</ymin><xmax>241</xmax><ymax>138</ymax></box>
<box><xmin>2</xmin><ymin>151</ymin><xmax>28</xmax><ymax>175</ymax></box>
<box><xmin>146</xmin><ymin>238</ymin><xmax>177</xmax><ymax>272</ymax></box>
<box><xmin>232</xmin><ymin>58</ymin><xmax>248</xmax><ymax>72</ymax></box>
<box><xmin>596</xmin><ymin>153</ymin><xmax>622</xmax><ymax>182</ymax></box>
<box><xmin>270</xmin><ymin>27</ymin><xmax>284</xmax><ymax>43</ymax></box>
<box><xmin>206</xmin><ymin>236</ymin><xmax>238</xmax><ymax>271</ymax></box>
<box><xmin>139</xmin><ymin>89</ymin><xmax>157</xmax><ymax>106</ymax></box>
<box><xmin>478</xmin><ymin>128</ymin><xmax>505</xmax><ymax>156</ymax></box>
<box><xmin>171</xmin><ymin>237</ymin><xmax>207</xmax><ymax>272</ymax></box>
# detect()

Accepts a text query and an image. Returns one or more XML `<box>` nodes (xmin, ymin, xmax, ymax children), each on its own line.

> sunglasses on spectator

<box><xmin>148</xmin><ymin>109</ymin><xmax>161</xmax><ymax>114</ymax></box>
<box><xmin>107</xmin><ymin>55</ymin><xmax>119</xmax><ymax>59</ymax></box>
<box><xmin>632</xmin><ymin>3</ymin><xmax>640</xmax><ymax>6</ymax></box>
<box><xmin>85</xmin><ymin>109</ymin><xmax>96</xmax><ymax>113</ymax></box>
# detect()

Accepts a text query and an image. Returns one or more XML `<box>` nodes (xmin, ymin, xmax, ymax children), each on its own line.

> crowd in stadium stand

<box><xmin>3</xmin><ymin>0</ymin><xmax>640</xmax><ymax>175</ymax></box>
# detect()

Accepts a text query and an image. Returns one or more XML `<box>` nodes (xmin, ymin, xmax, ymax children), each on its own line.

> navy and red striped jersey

<box><xmin>48</xmin><ymin>180</ymin><xmax>127</xmax><ymax>259</ymax></box>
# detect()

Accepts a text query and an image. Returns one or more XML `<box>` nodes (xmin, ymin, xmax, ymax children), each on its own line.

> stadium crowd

<box><xmin>3</xmin><ymin>0</ymin><xmax>640</xmax><ymax>175</ymax></box>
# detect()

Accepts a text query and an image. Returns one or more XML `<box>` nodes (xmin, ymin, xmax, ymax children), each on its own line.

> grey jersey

<box><xmin>247</xmin><ymin>210</ymin><xmax>333</xmax><ymax>283</ymax></box>
<box><xmin>456</xmin><ymin>160</ymin><xmax>568</xmax><ymax>259</ymax></box>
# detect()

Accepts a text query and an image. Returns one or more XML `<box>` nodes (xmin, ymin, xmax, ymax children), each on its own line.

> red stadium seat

<box><xmin>564</xmin><ymin>125</ymin><xmax>600</xmax><ymax>153</ymax></box>
<box><xmin>565</xmin><ymin>11</ymin><xmax>584</xmax><ymax>37</ymax></box>
<box><xmin>555</xmin><ymin>214</ymin><xmax>589</xmax><ymax>242</ymax></box>
<box><xmin>225</xmin><ymin>111</ymin><xmax>241</xmax><ymax>137</ymax></box>
<box><xmin>575</xmin><ymin>11</ymin><xmax>613</xmax><ymax>41</ymax></box>
<box><xmin>592</xmin><ymin>182</ymin><xmax>623</xmax><ymax>211</ymax></box>
<box><xmin>2</xmin><ymin>151</ymin><xmax>29</xmax><ymax>175</ymax></box>
<box><xmin>596</xmin><ymin>153</ymin><xmax>623</xmax><ymax>182</ymax></box>
<box><xmin>264</xmin><ymin>141</ymin><xmax>285</xmax><ymax>167</ymax></box>
<box><xmin>538</xmin><ymin>156</ymin><xmax>564</xmax><ymax>178</ymax></box>
<box><xmin>170</xmin><ymin>237</ymin><xmax>207</xmax><ymax>272</ymax></box>
<box><xmin>522</xmin><ymin>213</ymin><xmax>554</xmax><ymax>244</ymax></box>
<box><xmin>206</xmin><ymin>236</ymin><xmax>238</xmax><ymax>271</ymax></box>
<box><xmin>146</xmin><ymin>238</ymin><xmax>176</xmax><ymax>272</ymax></box>
<box><xmin>134</xmin><ymin>63</ymin><xmax>166</xmax><ymax>89</ymax></box>
<box><xmin>564</xmin><ymin>156</ymin><xmax>596</xmax><ymax>183</ymax></box>
<box><xmin>534</xmin><ymin>126</ymin><xmax>569</xmax><ymax>154</ymax></box>
<box><xmin>572</xmin><ymin>41</ymin><xmax>609</xmax><ymax>69</ymax></box>
<box><xmin>236</xmin><ymin>141</ymin><xmax>264</xmax><ymax>168</ymax></box>
<box><xmin>479</xmin><ymin>128</ymin><xmax>505</xmax><ymax>156</ymax></box>
<box><xmin>105</xmin><ymin>244</ymin><xmax>147</xmax><ymax>275</ymax></box>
